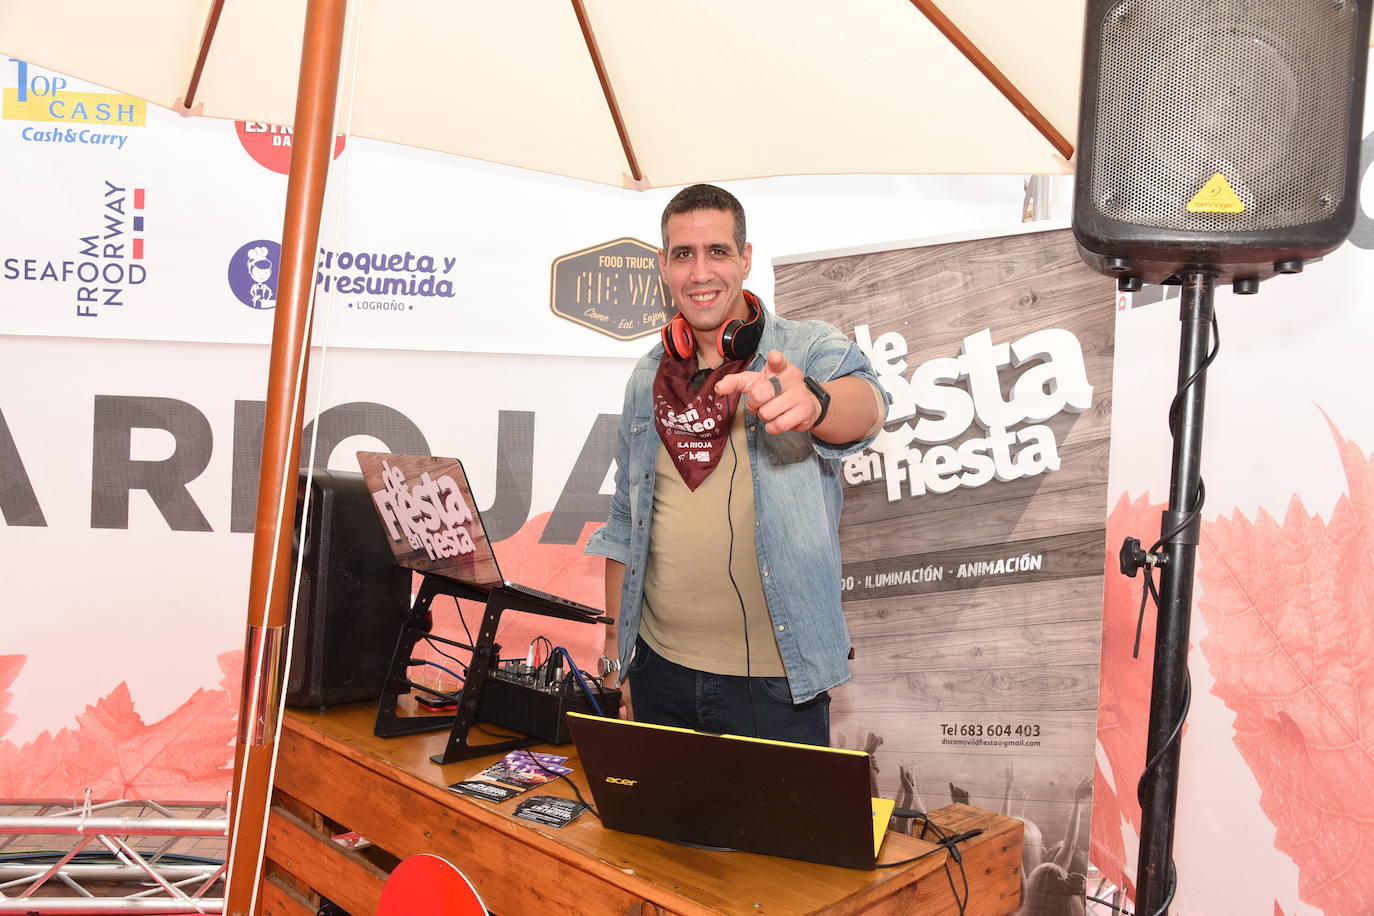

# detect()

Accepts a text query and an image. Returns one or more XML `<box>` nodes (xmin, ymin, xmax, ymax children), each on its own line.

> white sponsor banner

<box><xmin>1</xmin><ymin>334</ymin><xmax>633</xmax><ymax>750</ymax></box>
<box><xmin>1</xmin><ymin>60</ymin><xmax>1029</xmax><ymax>357</ymax></box>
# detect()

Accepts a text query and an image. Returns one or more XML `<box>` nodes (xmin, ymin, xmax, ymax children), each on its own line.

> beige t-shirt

<box><xmin>639</xmin><ymin>408</ymin><xmax>786</xmax><ymax>677</ymax></box>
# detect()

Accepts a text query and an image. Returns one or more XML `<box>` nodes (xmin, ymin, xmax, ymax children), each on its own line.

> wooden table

<box><xmin>261</xmin><ymin>701</ymin><xmax>1022</xmax><ymax>915</ymax></box>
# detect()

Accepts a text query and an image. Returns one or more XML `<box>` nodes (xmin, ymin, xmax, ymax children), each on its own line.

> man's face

<box><xmin>659</xmin><ymin>208</ymin><xmax>752</xmax><ymax>341</ymax></box>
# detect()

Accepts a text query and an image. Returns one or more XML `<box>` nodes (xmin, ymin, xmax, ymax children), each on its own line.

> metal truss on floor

<box><xmin>0</xmin><ymin>795</ymin><xmax>226</xmax><ymax>914</ymax></box>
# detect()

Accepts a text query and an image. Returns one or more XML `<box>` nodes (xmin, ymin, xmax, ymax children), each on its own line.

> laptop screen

<box><xmin>356</xmin><ymin>452</ymin><xmax>503</xmax><ymax>589</ymax></box>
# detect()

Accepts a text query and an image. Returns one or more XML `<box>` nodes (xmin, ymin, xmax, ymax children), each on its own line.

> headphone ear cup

<box><xmin>716</xmin><ymin>318</ymin><xmax>742</xmax><ymax>361</ymax></box>
<box><xmin>662</xmin><ymin>313</ymin><xmax>695</xmax><ymax>360</ymax></box>
<box><xmin>718</xmin><ymin>309</ymin><xmax>764</xmax><ymax>361</ymax></box>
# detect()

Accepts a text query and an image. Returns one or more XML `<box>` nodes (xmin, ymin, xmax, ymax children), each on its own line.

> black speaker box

<box><xmin>286</xmin><ymin>468</ymin><xmax>411</xmax><ymax>708</ymax></box>
<box><xmin>1073</xmin><ymin>0</ymin><xmax>1372</xmax><ymax>289</ymax></box>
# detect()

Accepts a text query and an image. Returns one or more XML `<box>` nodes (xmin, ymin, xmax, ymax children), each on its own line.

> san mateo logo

<box><xmin>2</xmin><ymin>179</ymin><xmax>149</xmax><ymax>318</ymax></box>
<box><xmin>4</xmin><ymin>59</ymin><xmax>145</xmax><ymax>149</ymax></box>
<box><xmin>550</xmin><ymin>238</ymin><xmax>672</xmax><ymax>340</ymax></box>
<box><xmin>235</xmin><ymin>121</ymin><xmax>345</xmax><ymax>174</ymax></box>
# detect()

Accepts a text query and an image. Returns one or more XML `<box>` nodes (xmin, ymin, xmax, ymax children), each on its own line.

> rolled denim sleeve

<box><xmin>797</xmin><ymin>323</ymin><xmax>882</xmax><ymax>460</ymax></box>
<box><xmin>584</xmin><ymin>375</ymin><xmax>636</xmax><ymax>565</ymax></box>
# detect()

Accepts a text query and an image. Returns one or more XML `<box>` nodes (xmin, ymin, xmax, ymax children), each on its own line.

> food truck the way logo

<box><xmin>372</xmin><ymin>460</ymin><xmax>477</xmax><ymax>561</ymax></box>
<box><xmin>848</xmin><ymin>324</ymin><xmax>1093</xmax><ymax>501</ymax></box>
<box><xmin>2</xmin><ymin>180</ymin><xmax>149</xmax><ymax>319</ymax></box>
<box><xmin>550</xmin><ymin>238</ymin><xmax>671</xmax><ymax>340</ymax></box>
<box><xmin>4</xmin><ymin>60</ymin><xmax>145</xmax><ymax>149</ymax></box>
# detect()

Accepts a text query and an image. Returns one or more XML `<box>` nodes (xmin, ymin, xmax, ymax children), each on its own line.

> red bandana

<box><xmin>652</xmin><ymin>354</ymin><xmax>746</xmax><ymax>491</ymax></box>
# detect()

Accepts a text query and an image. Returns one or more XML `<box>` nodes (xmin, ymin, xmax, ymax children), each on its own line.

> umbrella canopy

<box><xmin>0</xmin><ymin>0</ymin><xmax>1080</xmax><ymax>187</ymax></box>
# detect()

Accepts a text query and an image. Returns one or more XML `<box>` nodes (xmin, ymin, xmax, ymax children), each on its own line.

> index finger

<box><xmin>712</xmin><ymin>369</ymin><xmax>758</xmax><ymax>395</ymax></box>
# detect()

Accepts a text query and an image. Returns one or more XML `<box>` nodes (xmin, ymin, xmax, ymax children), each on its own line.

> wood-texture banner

<box><xmin>775</xmin><ymin>225</ymin><xmax>1114</xmax><ymax>903</ymax></box>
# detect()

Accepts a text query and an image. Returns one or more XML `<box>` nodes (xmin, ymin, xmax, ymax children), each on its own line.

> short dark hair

<box><xmin>660</xmin><ymin>184</ymin><xmax>746</xmax><ymax>254</ymax></box>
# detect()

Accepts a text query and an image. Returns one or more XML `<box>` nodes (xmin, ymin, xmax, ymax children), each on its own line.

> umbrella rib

<box><xmin>183</xmin><ymin>0</ymin><xmax>229</xmax><ymax>109</ymax></box>
<box><xmin>571</xmin><ymin>0</ymin><xmax>644</xmax><ymax>183</ymax></box>
<box><xmin>906</xmin><ymin>0</ymin><xmax>1074</xmax><ymax>162</ymax></box>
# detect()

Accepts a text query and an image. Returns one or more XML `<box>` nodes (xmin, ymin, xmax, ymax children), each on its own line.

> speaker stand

<box><xmin>1131</xmin><ymin>271</ymin><xmax>1215</xmax><ymax>915</ymax></box>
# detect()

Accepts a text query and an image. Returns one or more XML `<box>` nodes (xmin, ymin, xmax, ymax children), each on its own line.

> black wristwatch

<box><xmin>802</xmin><ymin>375</ymin><xmax>831</xmax><ymax>427</ymax></box>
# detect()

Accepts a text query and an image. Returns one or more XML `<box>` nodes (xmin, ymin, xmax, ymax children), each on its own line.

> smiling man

<box><xmin>586</xmin><ymin>184</ymin><xmax>884</xmax><ymax>746</ymax></box>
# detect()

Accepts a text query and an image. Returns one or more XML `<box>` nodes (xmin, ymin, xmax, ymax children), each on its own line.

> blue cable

<box><xmin>556</xmin><ymin>647</ymin><xmax>604</xmax><ymax>717</ymax></box>
<box><xmin>410</xmin><ymin>658</ymin><xmax>465</xmax><ymax>684</ymax></box>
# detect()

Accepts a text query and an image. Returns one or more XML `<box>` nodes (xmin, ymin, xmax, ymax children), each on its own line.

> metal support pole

<box><xmin>1134</xmin><ymin>271</ymin><xmax>1214</xmax><ymax>915</ymax></box>
<box><xmin>223</xmin><ymin>1</ymin><xmax>347</xmax><ymax>913</ymax></box>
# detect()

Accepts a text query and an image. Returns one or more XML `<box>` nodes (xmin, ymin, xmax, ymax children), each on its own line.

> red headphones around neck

<box><xmin>660</xmin><ymin>294</ymin><xmax>765</xmax><ymax>362</ymax></box>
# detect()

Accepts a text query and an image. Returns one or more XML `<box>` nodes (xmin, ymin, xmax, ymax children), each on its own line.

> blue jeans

<box><xmin>627</xmin><ymin>638</ymin><xmax>831</xmax><ymax>747</ymax></box>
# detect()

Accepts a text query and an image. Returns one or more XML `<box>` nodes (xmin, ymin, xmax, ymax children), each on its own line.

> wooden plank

<box><xmin>258</xmin><ymin>872</ymin><xmax>316</xmax><ymax>916</ymax></box>
<box><xmin>265</xmin><ymin>804</ymin><xmax>387</xmax><ymax>916</ymax></box>
<box><xmin>842</xmin><ymin>616</ymin><xmax>1102</xmax><ymax>676</ymax></box>
<box><xmin>274</xmin><ymin>704</ymin><xmax>986</xmax><ymax>916</ymax></box>
<box><xmin>841</xmin><ymin>488</ymin><xmax>1108</xmax><ymax>558</ymax></box>
<box><xmin>840</xmin><ymin>531</ymin><xmax>1106</xmax><ymax>602</ymax></box>
<box><xmin>836</xmin><ymin>666</ymin><xmax>1099</xmax><ymax>713</ymax></box>
<box><xmin>776</xmin><ymin>229</ymin><xmax>1091</xmax><ymax>317</ymax></box>
<box><xmin>275</xmin><ymin>720</ymin><xmax>722</xmax><ymax>915</ymax></box>
<box><xmin>915</xmin><ymin>805</ymin><xmax>1024</xmax><ymax>916</ymax></box>
<box><xmin>844</xmin><ymin>576</ymin><xmax>1106</xmax><ymax>638</ymax></box>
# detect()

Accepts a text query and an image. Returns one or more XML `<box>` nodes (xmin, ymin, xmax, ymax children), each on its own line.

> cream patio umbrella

<box><xmin>0</xmin><ymin>0</ymin><xmax>1080</xmax><ymax>186</ymax></box>
<box><xmin>0</xmin><ymin>2</ymin><xmax>1082</xmax><ymax>913</ymax></box>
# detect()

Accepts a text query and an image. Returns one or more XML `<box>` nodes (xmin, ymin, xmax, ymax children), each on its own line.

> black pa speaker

<box><xmin>1073</xmin><ymin>0</ymin><xmax>1372</xmax><ymax>291</ymax></box>
<box><xmin>285</xmin><ymin>468</ymin><xmax>411</xmax><ymax>708</ymax></box>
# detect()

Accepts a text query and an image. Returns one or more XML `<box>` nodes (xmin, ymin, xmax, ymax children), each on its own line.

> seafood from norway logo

<box><xmin>1</xmin><ymin>179</ymin><xmax>148</xmax><ymax>318</ymax></box>
<box><xmin>4</xmin><ymin>60</ymin><xmax>145</xmax><ymax>150</ymax></box>
<box><xmin>235</xmin><ymin>121</ymin><xmax>345</xmax><ymax>174</ymax></box>
<box><xmin>372</xmin><ymin>460</ymin><xmax>477</xmax><ymax>561</ymax></box>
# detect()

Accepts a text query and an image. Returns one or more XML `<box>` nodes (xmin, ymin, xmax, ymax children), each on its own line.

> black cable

<box><xmin>409</xmin><ymin>658</ymin><xmax>464</xmax><ymax>684</ymax></box>
<box><xmin>451</xmin><ymin>594</ymin><xmax>476</xmax><ymax>650</ymax></box>
<box><xmin>424</xmin><ymin>634</ymin><xmax>470</xmax><ymax>673</ymax></box>
<box><xmin>0</xmin><ymin>850</ymin><xmax>225</xmax><ymax>866</ymax></box>
<box><xmin>1128</xmin><ymin>305</ymin><xmax>1219</xmax><ymax>916</ymax></box>
<box><xmin>473</xmin><ymin>723</ymin><xmax>599</xmax><ymax>820</ymax></box>
<box><xmin>725</xmin><ymin>430</ymin><xmax>762</xmax><ymax>740</ymax></box>
<box><xmin>872</xmin><ymin>820</ymin><xmax>972</xmax><ymax>914</ymax></box>
<box><xmin>1088</xmin><ymin>894</ymin><xmax>1133</xmax><ymax>914</ymax></box>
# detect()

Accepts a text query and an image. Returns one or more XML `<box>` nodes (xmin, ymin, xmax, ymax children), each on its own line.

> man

<box><xmin>585</xmin><ymin>184</ymin><xmax>883</xmax><ymax>746</ymax></box>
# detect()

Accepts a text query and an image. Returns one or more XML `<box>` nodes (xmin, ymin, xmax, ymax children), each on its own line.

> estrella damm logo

<box><xmin>4</xmin><ymin>60</ymin><xmax>145</xmax><ymax>143</ymax></box>
<box><xmin>235</xmin><ymin>121</ymin><xmax>346</xmax><ymax>175</ymax></box>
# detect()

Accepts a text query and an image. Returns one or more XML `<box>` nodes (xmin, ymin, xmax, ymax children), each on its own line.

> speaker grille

<box><xmin>1088</xmin><ymin>0</ymin><xmax>1361</xmax><ymax>233</ymax></box>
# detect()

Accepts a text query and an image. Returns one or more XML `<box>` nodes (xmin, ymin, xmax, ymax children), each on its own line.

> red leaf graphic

<box><xmin>0</xmin><ymin>651</ymin><xmax>240</xmax><ymax>802</ymax></box>
<box><xmin>1091</xmin><ymin>492</ymin><xmax>1166</xmax><ymax>899</ymax></box>
<box><xmin>1197</xmin><ymin>423</ymin><xmax>1374</xmax><ymax>916</ymax></box>
<box><xmin>0</xmin><ymin>655</ymin><xmax>23</xmax><ymax>740</ymax></box>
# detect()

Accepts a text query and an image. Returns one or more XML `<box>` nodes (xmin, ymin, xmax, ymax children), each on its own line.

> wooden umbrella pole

<box><xmin>223</xmin><ymin>0</ymin><xmax>347</xmax><ymax>912</ymax></box>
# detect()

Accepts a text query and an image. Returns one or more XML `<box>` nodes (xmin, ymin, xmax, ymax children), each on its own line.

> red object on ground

<box><xmin>378</xmin><ymin>854</ymin><xmax>487</xmax><ymax>916</ymax></box>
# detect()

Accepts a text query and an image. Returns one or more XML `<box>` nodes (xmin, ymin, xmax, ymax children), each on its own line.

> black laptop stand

<box><xmin>373</xmin><ymin>570</ymin><xmax>608</xmax><ymax>764</ymax></box>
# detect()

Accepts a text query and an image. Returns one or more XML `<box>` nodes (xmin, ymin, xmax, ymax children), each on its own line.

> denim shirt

<box><xmin>585</xmin><ymin>311</ymin><xmax>880</xmax><ymax>703</ymax></box>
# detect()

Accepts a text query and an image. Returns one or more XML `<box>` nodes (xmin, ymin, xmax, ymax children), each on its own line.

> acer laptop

<box><xmin>566</xmin><ymin>712</ymin><xmax>895</xmax><ymax>870</ymax></box>
<box><xmin>355</xmin><ymin>451</ymin><xmax>602</xmax><ymax>619</ymax></box>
